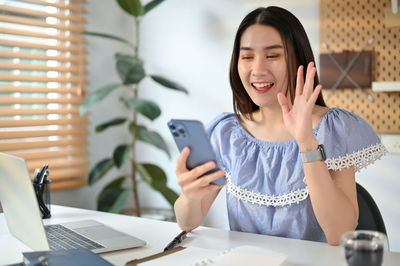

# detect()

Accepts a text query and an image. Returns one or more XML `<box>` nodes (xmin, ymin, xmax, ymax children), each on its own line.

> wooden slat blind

<box><xmin>0</xmin><ymin>14</ymin><xmax>85</xmax><ymax>32</ymax></box>
<box><xmin>0</xmin><ymin>4</ymin><xmax>86</xmax><ymax>23</ymax></box>
<box><xmin>0</xmin><ymin>50</ymin><xmax>87</xmax><ymax>63</ymax></box>
<box><xmin>0</xmin><ymin>26</ymin><xmax>87</xmax><ymax>43</ymax></box>
<box><xmin>17</xmin><ymin>0</ymin><xmax>87</xmax><ymax>13</ymax></box>
<box><xmin>0</xmin><ymin>0</ymin><xmax>88</xmax><ymax>191</ymax></box>
<box><xmin>0</xmin><ymin>39</ymin><xmax>87</xmax><ymax>53</ymax></box>
<box><xmin>0</xmin><ymin>62</ymin><xmax>88</xmax><ymax>74</ymax></box>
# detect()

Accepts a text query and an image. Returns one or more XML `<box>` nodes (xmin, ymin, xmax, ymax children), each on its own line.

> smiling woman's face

<box><xmin>237</xmin><ymin>24</ymin><xmax>288</xmax><ymax>109</ymax></box>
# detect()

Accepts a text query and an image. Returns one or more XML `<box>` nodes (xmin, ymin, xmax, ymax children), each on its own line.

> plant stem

<box><xmin>134</xmin><ymin>17</ymin><xmax>140</xmax><ymax>59</ymax></box>
<box><xmin>130</xmin><ymin>84</ymin><xmax>140</xmax><ymax>217</ymax></box>
<box><xmin>131</xmin><ymin>17</ymin><xmax>141</xmax><ymax>217</ymax></box>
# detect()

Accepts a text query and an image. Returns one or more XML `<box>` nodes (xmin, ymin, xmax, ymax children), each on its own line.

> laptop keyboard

<box><xmin>45</xmin><ymin>224</ymin><xmax>105</xmax><ymax>250</ymax></box>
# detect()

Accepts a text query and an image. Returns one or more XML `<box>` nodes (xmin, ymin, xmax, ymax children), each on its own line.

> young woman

<box><xmin>174</xmin><ymin>6</ymin><xmax>386</xmax><ymax>245</ymax></box>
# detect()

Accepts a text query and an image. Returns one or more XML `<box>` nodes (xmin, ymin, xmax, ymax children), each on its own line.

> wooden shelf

<box><xmin>372</xmin><ymin>82</ymin><xmax>400</xmax><ymax>92</ymax></box>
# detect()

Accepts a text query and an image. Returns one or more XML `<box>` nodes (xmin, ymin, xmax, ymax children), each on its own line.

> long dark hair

<box><xmin>230</xmin><ymin>6</ymin><xmax>326</xmax><ymax>120</ymax></box>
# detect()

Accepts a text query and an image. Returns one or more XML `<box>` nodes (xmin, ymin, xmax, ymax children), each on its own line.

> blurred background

<box><xmin>1</xmin><ymin>0</ymin><xmax>399</xmax><ymax>252</ymax></box>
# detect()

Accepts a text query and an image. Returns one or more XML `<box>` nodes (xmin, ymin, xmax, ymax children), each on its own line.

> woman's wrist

<box><xmin>180</xmin><ymin>192</ymin><xmax>201</xmax><ymax>205</ymax></box>
<box><xmin>297</xmin><ymin>137</ymin><xmax>319</xmax><ymax>152</ymax></box>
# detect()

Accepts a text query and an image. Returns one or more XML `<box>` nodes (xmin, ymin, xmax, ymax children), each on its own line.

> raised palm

<box><xmin>277</xmin><ymin>62</ymin><xmax>322</xmax><ymax>146</ymax></box>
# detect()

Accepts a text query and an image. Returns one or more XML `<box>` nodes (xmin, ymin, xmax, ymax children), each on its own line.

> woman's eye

<box><xmin>241</xmin><ymin>56</ymin><xmax>253</xmax><ymax>60</ymax></box>
<box><xmin>266</xmin><ymin>55</ymin><xmax>278</xmax><ymax>59</ymax></box>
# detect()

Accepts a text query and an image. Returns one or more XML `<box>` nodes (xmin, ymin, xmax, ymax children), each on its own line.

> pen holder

<box><xmin>33</xmin><ymin>179</ymin><xmax>52</xmax><ymax>219</ymax></box>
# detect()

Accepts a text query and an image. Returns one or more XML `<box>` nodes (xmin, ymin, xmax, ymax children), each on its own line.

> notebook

<box><xmin>0</xmin><ymin>152</ymin><xmax>146</xmax><ymax>253</ymax></box>
<box><xmin>23</xmin><ymin>248</ymin><xmax>113</xmax><ymax>266</ymax></box>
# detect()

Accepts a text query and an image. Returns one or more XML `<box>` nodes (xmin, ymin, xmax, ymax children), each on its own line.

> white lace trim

<box><xmin>325</xmin><ymin>143</ymin><xmax>387</xmax><ymax>172</ymax></box>
<box><xmin>224</xmin><ymin>143</ymin><xmax>386</xmax><ymax>207</ymax></box>
<box><xmin>225</xmin><ymin>171</ymin><xmax>309</xmax><ymax>207</ymax></box>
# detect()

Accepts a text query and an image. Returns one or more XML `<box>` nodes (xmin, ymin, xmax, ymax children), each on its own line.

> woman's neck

<box><xmin>255</xmin><ymin>106</ymin><xmax>284</xmax><ymax>127</ymax></box>
<box><xmin>240</xmin><ymin>104</ymin><xmax>330</xmax><ymax>143</ymax></box>
<box><xmin>242</xmin><ymin>106</ymin><xmax>292</xmax><ymax>142</ymax></box>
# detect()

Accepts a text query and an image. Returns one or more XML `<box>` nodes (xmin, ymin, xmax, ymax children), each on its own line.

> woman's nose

<box><xmin>252</xmin><ymin>57</ymin><xmax>269</xmax><ymax>75</ymax></box>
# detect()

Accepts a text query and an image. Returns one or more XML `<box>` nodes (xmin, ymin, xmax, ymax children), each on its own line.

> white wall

<box><xmin>52</xmin><ymin>0</ymin><xmax>400</xmax><ymax>252</ymax></box>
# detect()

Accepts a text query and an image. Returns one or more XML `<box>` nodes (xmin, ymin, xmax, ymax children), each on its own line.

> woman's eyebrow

<box><xmin>239</xmin><ymin>44</ymin><xmax>283</xmax><ymax>51</ymax></box>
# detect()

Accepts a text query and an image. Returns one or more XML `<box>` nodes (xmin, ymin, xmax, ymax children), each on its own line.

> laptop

<box><xmin>0</xmin><ymin>152</ymin><xmax>146</xmax><ymax>253</ymax></box>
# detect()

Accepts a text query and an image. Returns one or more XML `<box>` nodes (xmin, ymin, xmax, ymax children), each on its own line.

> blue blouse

<box><xmin>206</xmin><ymin>108</ymin><xmax>387</xmax><ymax>242</ymax></box>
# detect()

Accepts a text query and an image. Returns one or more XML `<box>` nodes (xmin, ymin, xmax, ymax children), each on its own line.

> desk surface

<box><xmin>1</xmin><ymin>205</ymin><xmax>399</xmax><ymax>266</ymax></box>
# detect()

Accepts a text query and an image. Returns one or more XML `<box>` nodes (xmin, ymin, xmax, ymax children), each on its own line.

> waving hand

<box><xmin>277</xmin><ymin>62</ymin><xmax>322</xmax><ymax>147</ymax></box>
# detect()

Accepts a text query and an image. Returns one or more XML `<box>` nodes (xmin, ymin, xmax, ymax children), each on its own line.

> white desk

<box><xmin>1</xmin><ymin>205</ymin><xmax>399</xmax><ymax>265</ymax></box>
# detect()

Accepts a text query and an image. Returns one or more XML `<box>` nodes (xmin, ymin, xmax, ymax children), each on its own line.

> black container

<box><xmin>340</xmin><ymin>230</ymin><xmax>388</xmax><ymax>266</ymax></box>
<box><xmin>345</xmin><ymin>243</ymin><xmax>384</xmax><ymax>266</ymax></box>
<box><xmin>33</xmin><ymin>179</ymin><xmax>52</xmax><ymax>219</ymax></box>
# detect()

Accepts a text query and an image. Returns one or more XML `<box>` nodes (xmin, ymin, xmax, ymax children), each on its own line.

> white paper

<box><xmin>139</xmin><ymin>246</ymin><xmax>220</xmax><ymax>266</ymax></box>
<box><xmin>139</xmin><ymin>245</ymin><xmax>287</xmax><ymax>266</ymax></box>
<box><xmin>209</xmin><ymin>245</ymin><xmax>287</xmax><ymax>266</ymax></box>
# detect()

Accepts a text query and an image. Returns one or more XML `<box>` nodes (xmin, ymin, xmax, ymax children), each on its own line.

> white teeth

<box><xmin>253</xmin><ymin>82</ymin><xmax>273</xmax><ymax>88</ymax></box>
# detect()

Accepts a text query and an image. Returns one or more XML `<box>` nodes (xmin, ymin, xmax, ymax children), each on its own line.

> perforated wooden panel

<box><xmin>320</xmin><ymin>0</ymin><xmax>400</xmax><ymax>133</ymax></box>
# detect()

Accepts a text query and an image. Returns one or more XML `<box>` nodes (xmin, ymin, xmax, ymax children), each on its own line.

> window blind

<box><xmin>0</xmin><ymin>0</ymin><xmax>89</xmax><ymax>190</ymax></box>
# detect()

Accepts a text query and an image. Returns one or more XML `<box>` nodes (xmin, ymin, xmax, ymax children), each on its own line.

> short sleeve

<box><xmin>315</xmin><ymin>108</ymin><xmax>387</xmax><ymax>172</ymax></box>
<box><xmin>205</xmin><ymin>112</ymin><xmax>235</xmax><ymax>169</ymax></box>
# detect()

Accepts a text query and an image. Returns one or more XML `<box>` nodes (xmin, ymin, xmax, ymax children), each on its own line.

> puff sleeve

<box><xmin>206</xmin><ymin>112</ymin><xmax>235</xmax><ymax>169</ymax></box>
<box><xmin>315</xmin><ymin>108</ymin><xmax>387</xmax><ymax>172</ymax></box>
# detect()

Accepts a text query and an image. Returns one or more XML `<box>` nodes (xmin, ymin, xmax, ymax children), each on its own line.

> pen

<box><xmin>42</xmin><ymin>169</ymin><xmax>49</xmax><ymax>183</ymax></box>
<box><xmin>38</xmin><ymin>164</ymin><xmax>48</xmax><ymax>184</ymax></box>
<box><xmin>33</xmin><ymin>168</ymin><xmax>41</xmax><ymax>183</ymax></box>
<box><xmin>163</xmin><ymin>231</ymin><xmax>187</xmax><ymax>251</ymax></box>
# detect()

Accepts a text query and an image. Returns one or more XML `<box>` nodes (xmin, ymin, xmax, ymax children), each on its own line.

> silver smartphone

<box><xmin>167</xmin><ymin>119</ymin><xmax>225</xmax><ymax>185</ymax></box>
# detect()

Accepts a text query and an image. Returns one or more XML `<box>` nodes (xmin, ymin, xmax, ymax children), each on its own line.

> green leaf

<box><xmin>116</xmin><ymin>0</ymin><xmax>144</xmax><ymax>17</ymax></box>
<box><xmin>132</xmin><ymin>124</ymin><xmax>170</xmax><ymax>158</ymax></box>
<box><xmin>88</xmin><ymin>158</ymin><xmax>114</xmax><ymax>185</ymax></box>
<box><xmin>115</xmin><ymin>54</ymin><xmax>145</xmax><ymax>84</ymax></box>
<box><xmin>97</xmin><ymin>178</ymin><xmax>130</xmax><ymax>213</ymax></box>
<box><xmin>123</xmin><ymin>98</ymin><xmax>161</xmax><ymax>120</ymax></box>
<box><xmin>96</xmin><ymin>117</ymin><xmax>127</xmax><ymax>132</ymax></box>
<box><xmin>80</xmin><ymin>84</ymin><xmax>120</xmax><ymax>115</ymax></box>
<box><xmin>82</xmin><ymin>31</ymin><xmax>134</xmax><ymax>48</ymax></box>
<box><xmin>113</xmin><ymin>144</ymin><xmax>132</xmax><ymax>168</ymax></box>
<box><xmin>150</xmin><ymin>75</ymin><xmax>188</xmax><ymax>94</ymax></box>
<box><xmin>136</xmin><ymin>163</ymin><xmax>179</xmax><ymax>206</ymax></box>
<box><xmin>143</xmin><ymin>0</ymin><xmax>164</xmax><ymax>14</ymax></box>
<box><xmin>116</xmin><ymin>0</ymin><xmax>132</xmax><ymax>15</ymax></box>
<box><xmin>104</xmin><ymin>176</ymin><xmax>127</xmax><ymax>189</ymax></box>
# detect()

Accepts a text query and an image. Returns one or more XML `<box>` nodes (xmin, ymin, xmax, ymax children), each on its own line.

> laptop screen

<box><xmin>0</xmin><ymin>152</ymin><xmax>50</xmax><ymax>251</ymax></box>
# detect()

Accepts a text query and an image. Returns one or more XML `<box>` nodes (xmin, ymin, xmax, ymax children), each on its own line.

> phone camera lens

<box><xmin>169</xmin><ymin>124</ymin><xmax>176</xmax><ymax>130</ymax></box>
<box><xmin>178</xmin><ymin>128</ymin><xmax>185</xmax><ymax>134</ymax></box>
<box><xmin>173</xmin><ymin>132</ymin><xmax>179</xmax><ymax>137</ymax></box>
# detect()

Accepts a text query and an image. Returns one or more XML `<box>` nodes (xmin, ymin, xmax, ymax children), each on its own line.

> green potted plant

<box><xmin>80</xmin><ymin>0</ymin><xmax>187</xmax><ymax>216</ymax></box>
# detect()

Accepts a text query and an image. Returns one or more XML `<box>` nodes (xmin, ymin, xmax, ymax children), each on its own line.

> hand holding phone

<box><xmin>168</xmin><ymin>119</ymin><xmax>226</xmax><ymax>186</ymax></box>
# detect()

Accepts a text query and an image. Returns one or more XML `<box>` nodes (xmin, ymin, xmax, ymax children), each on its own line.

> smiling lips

<box><xmin>251</xmin><ymin>82</ymin><xmax>274</xmax><ymax>93</ymax></box>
